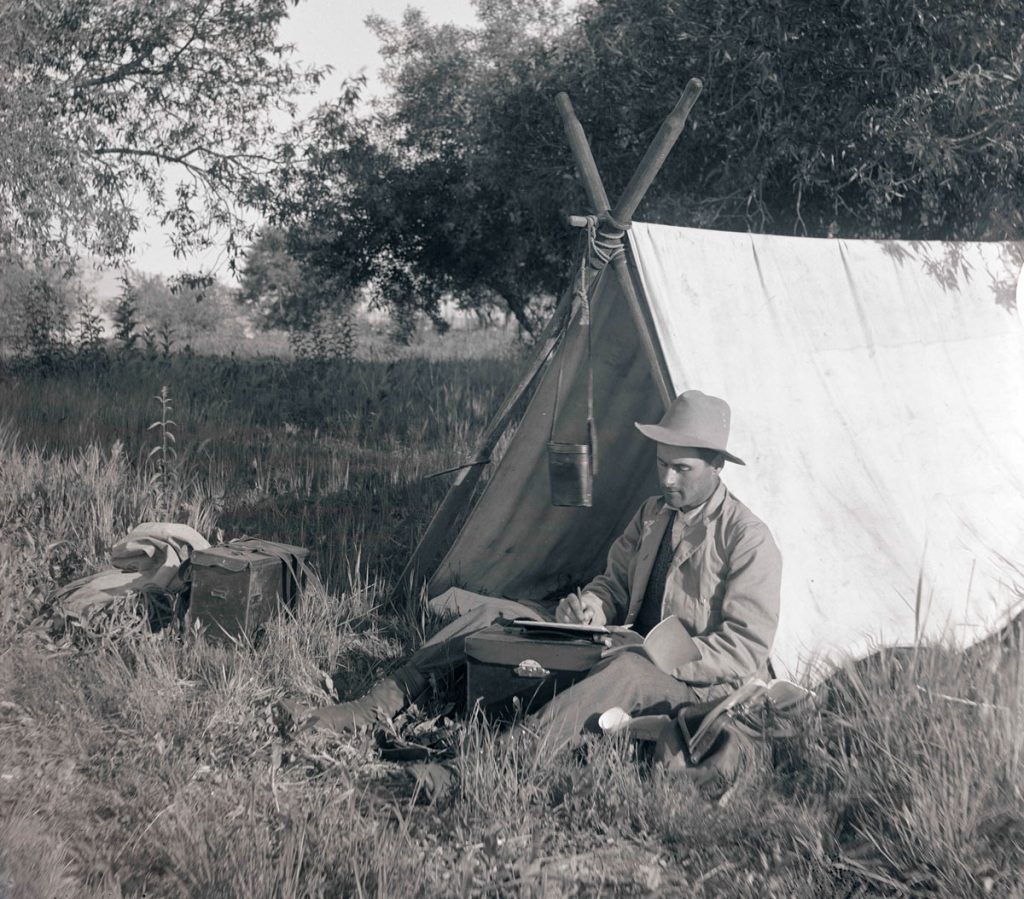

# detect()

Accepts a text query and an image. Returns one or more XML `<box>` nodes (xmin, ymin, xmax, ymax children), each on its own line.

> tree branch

<box><xmin>69</xmin><ymin>0</ymin><xmax>214</xmax><ymax>92</ymax></box>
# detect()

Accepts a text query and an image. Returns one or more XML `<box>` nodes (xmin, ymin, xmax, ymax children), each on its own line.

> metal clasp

<box><xmin>514</xmin><ymin>659</ymin><xmax>551</xmax><ymax>679</ymax></box>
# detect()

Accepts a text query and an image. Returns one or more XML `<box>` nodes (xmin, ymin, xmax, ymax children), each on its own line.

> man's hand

<box><xmin>555</xmin><ymin>590</ymin><xmax>608</xmax><ymax>626</ymax></box>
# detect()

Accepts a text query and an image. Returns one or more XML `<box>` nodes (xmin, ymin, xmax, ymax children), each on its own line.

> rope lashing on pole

<box><xmin>567</xmin><ymin>213</ymin><xmax>626</xmax><ymax>273</ymax></box>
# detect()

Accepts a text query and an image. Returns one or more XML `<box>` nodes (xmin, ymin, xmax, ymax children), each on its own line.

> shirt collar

<box><xmin>675</xmin><ymin>502</ymin><xmax>707</xmax><ymax>528</ymax></box>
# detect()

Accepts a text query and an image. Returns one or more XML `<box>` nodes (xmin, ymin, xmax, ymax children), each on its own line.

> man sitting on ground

<box><xmin>287</xmin><ymin>390</ymin><xmax>782</xmax><ymax>751</ymax></box>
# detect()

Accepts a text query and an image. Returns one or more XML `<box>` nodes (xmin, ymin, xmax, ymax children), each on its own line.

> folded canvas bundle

<box><xmin>53</xmin><ymin>522</ymin><xmax>209</xmax><ymax>626</ymax></box>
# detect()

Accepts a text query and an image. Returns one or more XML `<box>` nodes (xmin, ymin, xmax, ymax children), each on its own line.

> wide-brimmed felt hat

<box><xmin>635</xmin><ymin>390</ymin><xmax>745</xmax><ymax>466</ymax></box>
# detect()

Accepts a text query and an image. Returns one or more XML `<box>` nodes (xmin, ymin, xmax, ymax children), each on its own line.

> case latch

<box><xmin>514</xmin><ymin>659</ymin><xmax>551</xmax><ymax>679</ymax></box>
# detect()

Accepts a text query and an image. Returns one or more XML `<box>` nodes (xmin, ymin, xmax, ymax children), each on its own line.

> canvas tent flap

<box><xmin>430</xmin><ymin>222</ymin><xmax>1024</xmax><ymax>679</ymax></box>
<box><xmin>429</xmin><ymin>266</ymin><xmax>664</xmax><ymax>602</ymax></box>
<box><xmin>629</xmin><ymin>223</ymin><xmax>1024</xmax><ymax>676</ymax></box>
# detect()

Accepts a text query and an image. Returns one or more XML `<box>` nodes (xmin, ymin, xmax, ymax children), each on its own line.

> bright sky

<box><xmin>129</xmin><ymin>0</ymin><xmax>482</xmax><ymax>279</ymax></box>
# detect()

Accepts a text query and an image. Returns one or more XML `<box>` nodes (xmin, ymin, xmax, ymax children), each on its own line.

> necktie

<box><xmin>634</xmin><ymin>513</ymin><xmax>676</xmax><ymax>636</ymax></box>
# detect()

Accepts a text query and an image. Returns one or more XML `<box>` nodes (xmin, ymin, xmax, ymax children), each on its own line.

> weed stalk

<box><xmin>146</xmin><ymin>385</ymin><xmax>178</xmax><ymax>518</ymax></box>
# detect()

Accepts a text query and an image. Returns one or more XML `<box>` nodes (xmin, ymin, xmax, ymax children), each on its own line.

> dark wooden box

<box><xmin>189</xmin><ymin>540</ymin><xmax>308</xmax><ymax>643</ymax></box>
<box><xmin>464</xmin><ymin>623</ymin><xmax>605</xmax><ymax>719</ymax></box>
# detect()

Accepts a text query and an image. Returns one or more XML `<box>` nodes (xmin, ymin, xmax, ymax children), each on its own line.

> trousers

<box><xmin>407</xmin><ymin>589</ymin><xmax>700</xmax><ymax>751</ymax></box>
<box><xmin>529</xmin><ymin>651</ymin><xmax>700</xmax><ymax>751</ymax></box>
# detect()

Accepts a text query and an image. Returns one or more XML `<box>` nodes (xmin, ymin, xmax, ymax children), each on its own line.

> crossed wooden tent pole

<box><xmin>556</xmin><ymin>77</ymin><xmax>702</xmax><ymax>408</ymax></box>
<box><xmin>394</xmin><ymin>79</ymin><xmax>704</xmax><ymax>605</ymax></box>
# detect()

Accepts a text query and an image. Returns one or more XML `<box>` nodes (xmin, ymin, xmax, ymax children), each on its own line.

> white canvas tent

<box><xmin>407</xmin><ymin>85</ymin><xmax>1024</xmax><ymax>679</ymax></box>
<box><xmin>426</xmin><ymin>223</ymin><xmax>1024</xmax><ymax>677</ymax></box>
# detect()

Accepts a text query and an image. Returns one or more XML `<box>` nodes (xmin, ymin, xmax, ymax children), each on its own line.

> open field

<box><xmin>1</xmin><ymin>330</ymin><xmax>1023</xmax><ymax>897</ymax></box>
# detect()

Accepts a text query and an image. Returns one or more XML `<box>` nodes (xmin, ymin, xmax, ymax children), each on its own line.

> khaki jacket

<box><xmin>584</xmin><ymin>480</ymin><xmax>782</xmax><ymax>691</ymax></box>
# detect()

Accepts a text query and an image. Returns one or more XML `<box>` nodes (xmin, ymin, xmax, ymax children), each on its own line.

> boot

<box><xmin>286</xmin><ymin>665</ymin><xmax>427</xmax><ymax>735</ymax></box>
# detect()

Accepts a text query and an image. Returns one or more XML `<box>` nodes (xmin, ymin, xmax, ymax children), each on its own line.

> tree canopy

<box><xmin>262</xmin><ymin>1</ymin><xmax>576</xmax><ymax>334</ymax></box>
<box><xmin>554</xmin><ymin>0</ymin><xmax>1024</xmax><ymax>240</ymax></box>
<box><xmin>260</xmin><ymin>0</ymin><xmax>1024</xmax><ymax>331</ymax></box>
<box><xmin>0</xmin><ymin>0</ymin><xmax>323</xmax><ymax>268</ymax></box>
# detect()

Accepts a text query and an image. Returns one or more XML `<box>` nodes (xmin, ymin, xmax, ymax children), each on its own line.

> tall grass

<box><xmin>0</xmin><ymin>341</ymin><xmax>520</xmax><ymax>596</ymax></box>
<box><xmin>1</xmin><ymin>336</ymin><xmax>1022</xmax><ymax>897</ymax></box>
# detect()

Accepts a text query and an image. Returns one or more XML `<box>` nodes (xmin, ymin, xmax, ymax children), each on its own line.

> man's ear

<box><xmin>714</xmin><ymin>453</ymin><xmax>726</xmax><ymax>471</ymax></box>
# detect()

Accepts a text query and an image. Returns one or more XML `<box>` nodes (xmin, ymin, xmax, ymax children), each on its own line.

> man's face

<box><xmin>656</xmin><ymin>443</ymin><xmax>721</xmax><ymax>511</ymax></box>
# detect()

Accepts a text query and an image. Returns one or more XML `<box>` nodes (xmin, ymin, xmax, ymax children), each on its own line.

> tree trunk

<box><xmin>486</xmin><ymin>281</ymin><xmax>535</xmax><ymax>337</ymax></box>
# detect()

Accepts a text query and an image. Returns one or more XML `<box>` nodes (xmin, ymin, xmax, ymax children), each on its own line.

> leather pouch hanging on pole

<box><xmin>547</xmin><ymin>252</ymin><xmax>600</xmax><ymax>508</ymax></box>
